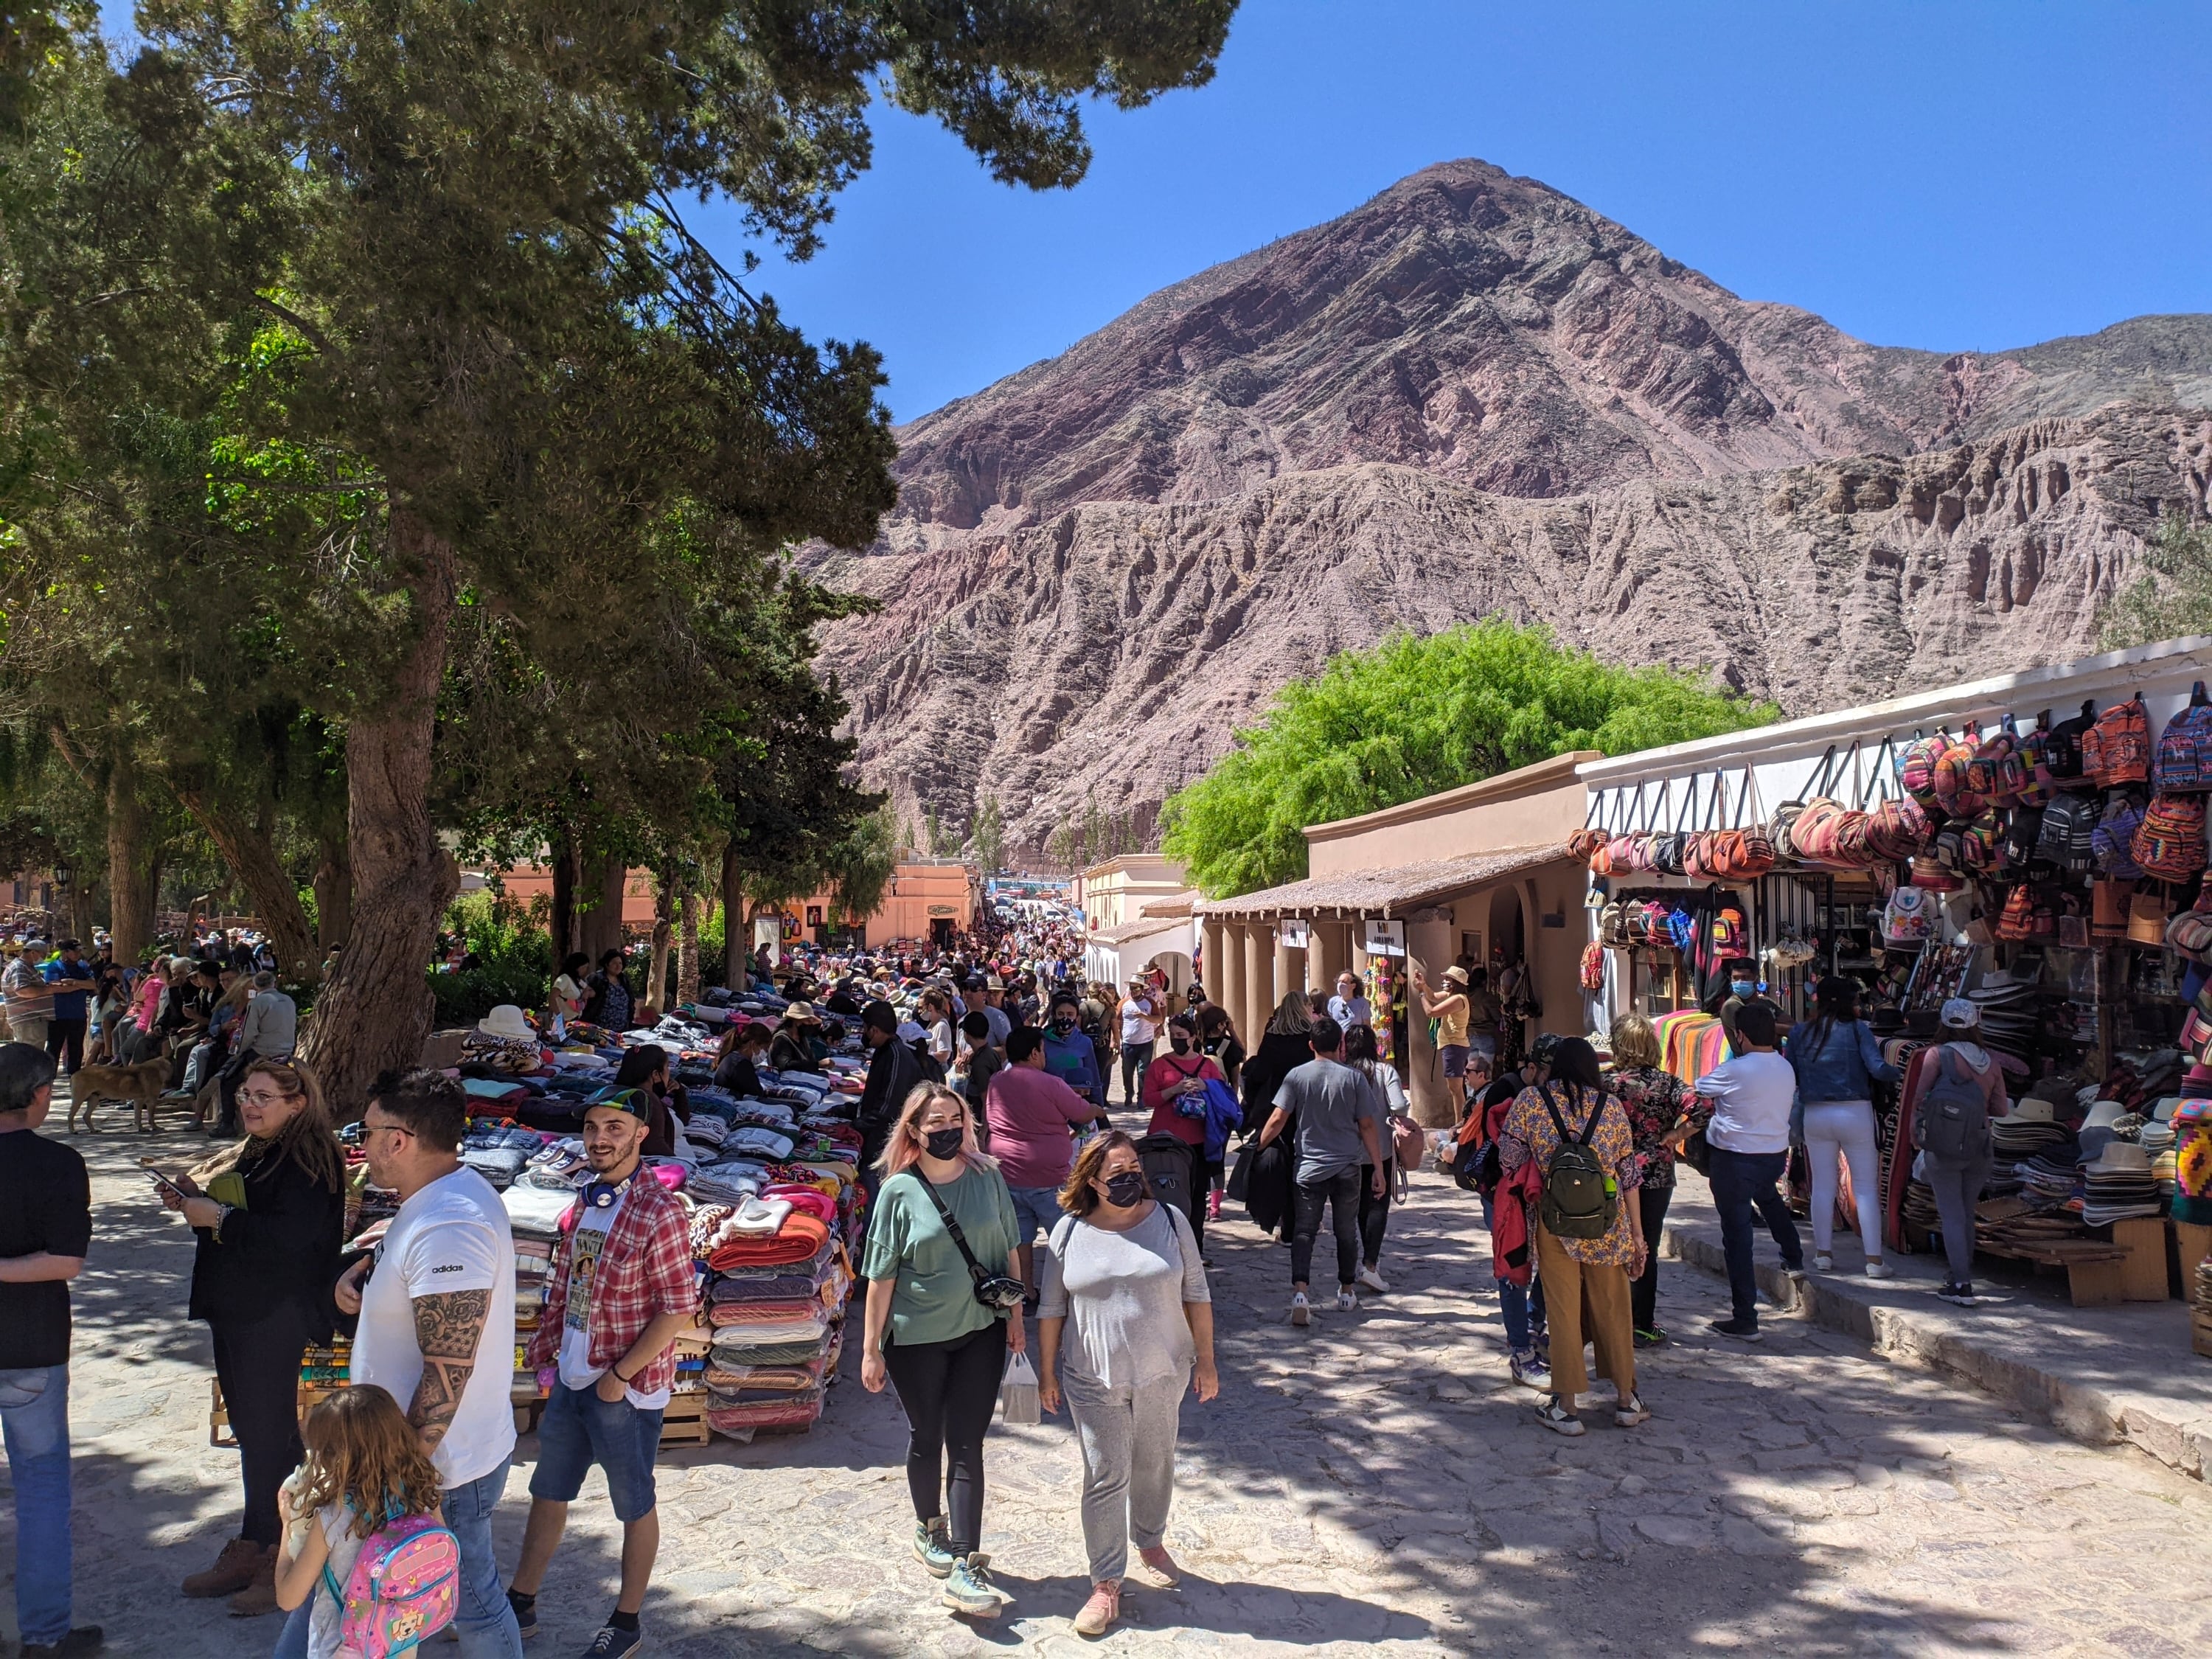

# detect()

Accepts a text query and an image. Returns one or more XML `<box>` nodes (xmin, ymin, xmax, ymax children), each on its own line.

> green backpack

<box><xmin>1538</xmin><ymin>1086</ymin><xmax>1618</xmax><ymax>1240</ymax></box>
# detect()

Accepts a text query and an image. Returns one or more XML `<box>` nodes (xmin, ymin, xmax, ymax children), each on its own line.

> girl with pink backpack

<box><xmin>274</xmin><ymin>1385</ymin><xmax>459</xmax><ymax>1658</ymax></box>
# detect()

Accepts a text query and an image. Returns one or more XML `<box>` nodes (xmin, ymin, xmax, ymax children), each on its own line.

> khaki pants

<box><xmin>1535</xmin><ymin>1223</ymin><xmax>1636</xmax><ymax>1401</ymax></box>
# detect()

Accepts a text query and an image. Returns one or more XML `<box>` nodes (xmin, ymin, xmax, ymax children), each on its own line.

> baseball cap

<box><xmin>1939</xmin><ymin>998</ymin><xmax>1980</xmax><ymax>1029</ymax></box>
<box><xmin>585</xmin><ymin>1088</ymin><xmax>650</xmax><ymax>1122</ymax></box>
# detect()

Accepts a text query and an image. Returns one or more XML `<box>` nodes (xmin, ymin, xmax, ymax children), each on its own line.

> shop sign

<box><xmin>928</xmin><ymin>904</ymin><xmax>956</xmax><ymax>917</ymax></box>
<box><xmin>1279</xmin><ymin>919</ymin><xmax>1310</xmax><ymax>949</ymax></box>
<box><xmin>805</xmin><ymin>905</ymin><xmax>824</xmax><ymax>927</ymax></box>
<box><xmin>1364</xmin><ymin>919</ymin><xmax>1406</xmax><ymax>958</ymax></box>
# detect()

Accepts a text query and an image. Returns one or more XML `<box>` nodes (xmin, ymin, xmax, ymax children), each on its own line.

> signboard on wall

<box><xmin>1363</xmin><ymin>919</ymin><xmax>1405</xmax><ymax>958</ymax></box>
<box><xmin>805</xmin><ymin>905</ymin><xmax>824</xmax><ymax>928</ymax></box>
<box><xmin>1279</xmin><ymin>919</ymin><xmax>1310</xmax><ymax>949</ymax></box>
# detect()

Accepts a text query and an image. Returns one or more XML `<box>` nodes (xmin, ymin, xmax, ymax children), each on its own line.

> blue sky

<box><xmin>699</xmin><ymin>1</ymin><xmax>2211</xmax><ymax>423</ymax></box>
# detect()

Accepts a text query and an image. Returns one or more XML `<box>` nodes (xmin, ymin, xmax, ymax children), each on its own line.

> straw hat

<box><xmin>2082</xmin><ymin>1141</ymin><xmax>2153</xmax><ymax>1175</ymax></box>
<box><xmin>1994</xmin><ymin>1098</ymin><xmax>2057</xmax><ymax>1124</ymax></box>
<box><xmin>478</xmin><ymin>1004</ymin><xmax>537</xmax><ymax>1042</ymax></box>
<box><xmin>1443</xmin><ymin>964</ymin><xmax>1470</xmax><ymax>987</ymax></box>
<box><xmin>782</xmin><ymin>1001</ymin><xmax>820</xmax><ymax>1024</ymax></box>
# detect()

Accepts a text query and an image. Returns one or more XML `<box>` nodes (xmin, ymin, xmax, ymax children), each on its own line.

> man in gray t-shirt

<box><xmin>1255</xmin><ymin>1017</ymin><xmax>1385</xmax><ymax>1322</ymax></box>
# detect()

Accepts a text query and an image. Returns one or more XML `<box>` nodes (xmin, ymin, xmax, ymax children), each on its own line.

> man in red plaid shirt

<box><xmin>507</xmin><ymin>1089</ymin><xmax>697</xmax><ymax>1659</ymax></box>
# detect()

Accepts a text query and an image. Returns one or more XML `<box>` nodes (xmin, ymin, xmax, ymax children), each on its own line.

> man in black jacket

<box><xmin>855</xmin><ymin>1000</ymin><xmax>925</xmax><ymax>1200</ymax></box>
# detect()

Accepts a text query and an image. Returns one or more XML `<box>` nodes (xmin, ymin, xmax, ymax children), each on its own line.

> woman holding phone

<box><xmin>159</xmin><ymin>1057</ymin><xmax>346</xmax><ymax>1615</ymax></box>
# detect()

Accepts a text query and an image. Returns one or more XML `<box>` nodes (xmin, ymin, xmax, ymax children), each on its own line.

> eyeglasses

<box><xmin>361</xmin><ymin>1122</ymin><xmax>415</xmax><ymax>1144</ymax></box>
<box><xmin>234</xmin><ymin>1088</ymin><xmax>296</xmax><ymax>1108</ymax></box>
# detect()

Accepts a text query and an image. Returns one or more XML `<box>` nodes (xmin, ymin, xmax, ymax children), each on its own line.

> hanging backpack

<box><xmin>1579</xmin><ymin>942</ymin><xmax>1607</xmax><ymax>992</ymax></box>
<box><xmin>2166</xmin><ymin>888</ymin><xmax>2212</xmax><ymax>963</ymax></box>
<box><xmin>1896</xmin><ymin>731</ymin><xmax>1948</xmax><ymax>810</ymax></box>
<box><xmin>1994</xmin><ymin>885</ymin><xmax>2035</xmax><ymax>942</ymax></box>
<box><xmin>2132</xmin><ymin>793</ymin><xmax>2210</xmax><ymax>882</ymax></box>
<box><xmin>1881</xmin><ymin>886</ymin><xmax>1935</xmax><ymax>942</ymax></box>
<box><xmin>2035</xmin><ymin>791</ymin><xmax>2097</xmax><ymax>873</ymax></box>
<box><xmin>2000</xmin><ymin>804</ymin><xmax>2045</xmax><ymax>870</ymax></box>
<box><xmin>324</xmin><ymin>1510</ymin><xmax>461</xmax><ymax>1659</ymax></box>
<box><xmin>2093</xmin><ymin>794</ymin><xmax>2147</xmax><ymax>878</ymax></box>
<box><xmin>1769</xmin><ymin>746</ymin><xmax>1837</xmax><ymax>865</ymax></box>
<box><xmin>1537</xmin><ymin>1087</ymin><xmax>1618</xmax><ymax>1241</ymax></box>
<box><xmin>1913</xmin><ymin>1047</ymin><xmax>1992</xmax><ymax>1163</ymax></box>
<box><xmin>1964</xmin><ymin>720</ymin><xmax>2023</xmax><ymax>806</ymax></box>
<box><xmin>2014</xmin><ymin>717</ymin><xmax>2056</xmax><ymax>807</ymax></box>
<box><xmin>2154</xmin><ymin>682</ymin><xmax>2212</xmax><ymax>793</ymax></box>
<box><xmin>2082</xmin><ymin>693</ymin><xmax>2151</xmax><ymax>786</ymax></box>
<box><xmin>2043</xmin><ymin>700</ymin><xmax>2098</xmax><ymax>785</ymax></box>
<box><xmin>1933</xmin><ymin>724</ymin><xmax>1986</xmax><ymax>818</ymax></box>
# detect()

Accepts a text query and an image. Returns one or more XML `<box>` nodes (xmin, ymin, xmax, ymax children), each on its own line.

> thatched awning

<box><xmin>1195</xmin><ymin>843</ymin><xmax>1571</xmax><ymax>922</ymax></box>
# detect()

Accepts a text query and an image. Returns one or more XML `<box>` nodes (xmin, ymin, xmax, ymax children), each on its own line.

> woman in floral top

<box><xmin>1499</xmin><ymin>1037</ymin><xmax>1648</xmax><ymax>1436</ymax></box>
<box><xmin>1604</xmin><ymin>1014</ymin><xmax>1712</xmax><ymax>1349</ymax></box>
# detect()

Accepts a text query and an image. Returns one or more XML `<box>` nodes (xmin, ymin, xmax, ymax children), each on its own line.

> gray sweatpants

<box><xmin>1924</xmin><ymin>1155</ymin><xmax>1991</xmax><ymax>1282</ymax></box>
<box><xmin>1063</xmin><ymin>1370</ymin><xmax>1185</xmax><ymax>1585</ymax></box>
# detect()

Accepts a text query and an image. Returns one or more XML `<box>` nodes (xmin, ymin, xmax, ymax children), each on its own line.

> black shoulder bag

<box><xmin>917</xmin><ymin>1176</ymin><xmax>1028</xmax><ymax>1311</ymax></box>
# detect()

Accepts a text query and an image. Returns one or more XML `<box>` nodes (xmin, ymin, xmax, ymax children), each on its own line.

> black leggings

<box><xmin>209</xmin><ymin>1303</ymin><xmax>316</xmax><ymax>1547</ymax></box>
<box><xmin>883</xmin><ymin>1318</ymin><xmax>1007</xmax><ymax>1556</ymax></box>
<box><xmin>1632</xmin><ymin>1183</ymin><xmax>1674</xmax><ymax>1332</ymax></box>
<box><xmin>1358</xmin><ymin>1162</ymin><xmax>1392</xmax><ymax>1268</ymax></box>
<box><xmin>1290</xmin><ymin>1168</ymin><xmax>1363</xmax><ymax>1287</ymax></box>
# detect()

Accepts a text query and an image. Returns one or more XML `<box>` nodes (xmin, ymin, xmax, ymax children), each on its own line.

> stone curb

<box><xmin>1659</xmin><ymin>1221</ymin><xmax>2212</xmax><ymax>1482</ymax></box>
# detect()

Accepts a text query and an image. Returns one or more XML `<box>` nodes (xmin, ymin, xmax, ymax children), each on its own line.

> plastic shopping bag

<box><xmin>998</xmin><ymin>1351</ymin><xmax>1040</xmax><ymax>1426</ymax></box>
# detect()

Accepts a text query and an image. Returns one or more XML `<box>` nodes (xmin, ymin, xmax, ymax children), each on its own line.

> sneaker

<box><xmin>508</xmin><ymin>1588</ymin><xmax>540</xmax><ymax>1640</ymax></box>
<box><xmin>1632</xmin><ymin>1325</ymin><xmax>1669</xmax><ymax>1349</ymax></box>
<box><xmin>943</xmin><ymin>1554</ymin><xmax>1006</xmax><ymax>1618</ymax></box>
<box><xmin>1708</xmin><ymin>1317</ymin><xmax>1763</xmax><ymax>1342</ymax></box>
<box><xmin>1133</xmin><ymin>1545</ymin><xmax>1182</xmax><ymax>1587</ymax></box>
<box><xmin>20</xmin><ymin>1632</ymin><xmax>104</xmax><ymax>1658</ymax></box>
<box><xmin>1073</xmin><ymin>1581</ymin><xmax>1121</xmax><ymax>1638</ymax></box>
<box><xmin>1784</xmin><ymin>1263</ymin><xmax>1808</xmax><ymax>1284</ymax></box>
<box><xmin>182</xmin><ymin>1537</ymin><xmax>265</xmax><ymax>1599</ymax></box>
<box><xmin>1812</xmin><ymin>1252</ymin><xmax>1834</xmax><ymax>1271</ymax></box>
<box><xmin>1290</xmin><ymin>1291</ymin><xmax>1311</xmax><ymax>1326</ymax></box>
<box><xmin>1356</xmin><ymin>1265</ymin><xmax>1390</xmax><ymax>1293</ymax></box>
<box><xmin>914</xmin><ymin>1516</ymin><xmax>959</xmax><ymax>1578</ymax></box>
<box><xmin>1336</xmin><ymin>1288</ymin><xmax>1358</xmax><ymax>1312</ymax></box>
<box><xmin>1936</xmin><ymin>1280</ymin><xmax>1978</xmax><ymax>1307</ymax></box>
<box><xmin>1865</xmin><ymin>1259</ymin><xmax>1893</xmax><ymax>1280</ymax></box>
<box><xmin>1509</xmin><ymin>1349</ymin><xmax>1551</xmax><ymax>1390</ymax></box>
<box><xmin>1613</xmin><ymin>1391</ymin><xmax>1651</xmax><ymax>1427</ymax></box>
<box><xmin>583</xmin><ymin>1627</ymin><xmax>643</xmax><ymax>1658</ymax></box>
<box><xmin>1534</xmin><ymin>1395</ymin><xmax>1585</xmax><ymax>1436</ymax></box>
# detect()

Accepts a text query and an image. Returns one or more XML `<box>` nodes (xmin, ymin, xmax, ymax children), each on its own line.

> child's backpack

<box><xmin>2154</xmin><ymin>682</ymin><xmax>2212</xmax><ymax>793</ymax></box>
<box><xmin>1536</xmin><ymin>1088</ymin><xmax>1618</xmax><ymax>1241</ymax></box>
<box><xmin>1880</xmin><ymin>886</ymin><xmax>1935</xmax><ymax>942</ymax></box>
<box><xmin>325</xmin><ymin>1511</ymin><xmax>460</xmax><ymax>1659</ymax></box>
<box><xmin>2083</xmin><ymin>693</ymin><xmax>2150</xmax><ymax>786</ymax></box>
<box><xmin>1913</xmin><ymin>1047</ymin><xmax>1992</xmax><ymax>1164</ymax></box>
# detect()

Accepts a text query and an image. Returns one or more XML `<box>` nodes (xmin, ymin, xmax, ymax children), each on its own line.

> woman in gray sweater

<box><xmin>1037</xmin><ymin>1130</ymin><xmax>1217</xmax><ymax>1639</ymax></box>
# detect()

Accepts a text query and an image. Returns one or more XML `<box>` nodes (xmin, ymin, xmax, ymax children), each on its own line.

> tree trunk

<box><xmin>720</xmin><ymin>840</ymin><xmax>745</xmax><ymax>989</ymax></box>
<box><xmin>106</xmin><ymin>755</ymin><xmax>159</xmax><ymax>963</ymax></box>
<box><xmin>313</xmin><ymin>824</ymin><xmax>352</xmax><ymax>953</ymax></box>
<box><xmin>301</xmin><ymin>512</ymin><xmax>461</xmax><ymax>1116</ymax></box>
<box><xmin>577</xmin><ymin>852</ymin><xmax>625</xmax><ymax>961</ymax></box>
<box><xmin>678</xmin><ymin>893</ymin><xmax>700</xmax><ymax>1003</ymax></box>
<box><xmin>645</xmin><ymin>868</ymin><xmax>675</xmax><ymax>1015</ymax></box>
<box><xmin>169</xmin><ymin>785</ymin><xmax>320</xmax><ymax>983</ymax></box>
<box><xmin>549</xmin><ymin>825</ymin><xmax>580</xmax><ymax>959</ymax></box>
<box><xmin>67</xmin><ymin>876</ymin><xmax>99</xmax><ymax>946</ymax></box>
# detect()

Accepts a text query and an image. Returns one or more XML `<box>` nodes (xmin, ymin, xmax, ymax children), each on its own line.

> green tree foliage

<box><xmin>824</xmin><ymin>804</ymin><xmax>900</xmax><ymax>925</ymax></box>
<box><xmin>2101</xmin><ymin>510</ymin><xmax>2212</xmax><ymax>650</ymax></box>
<box><xmin>1161</xmin><ymin>619</ymin><xmax>1778</xmax><ymax>897</ymax></box>
<box><xmin>969</xmin><ymin>793</ymin><xmax>1006</xmax><ymax>876</ymax></box>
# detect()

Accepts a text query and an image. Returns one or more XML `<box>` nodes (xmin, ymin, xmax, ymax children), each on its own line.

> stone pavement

<box><xmin>1659</xmin><ymin>1170</ymin><xmax>2212</xmax><ymax>1480</ymax></box>
<box><xmin>8</xmin><ymin>1116</ymin><xmax>2212</xmax><ymax>1658</ymax></box>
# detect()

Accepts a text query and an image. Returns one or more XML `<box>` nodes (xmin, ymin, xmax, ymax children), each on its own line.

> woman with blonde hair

<box><xmin>860</xmin><ymin>1084</ymin><xmax>1026</xmax><ymax>1620</ymax></box>
<box><xmin>1604</xmin><ymin>1015</ymin><xmax>1709</xmax><ymax>1347</ymax></box>
<box><xmin>1037</xmin><ymin>1131</ymin><xmax>1215</xmax><ymax>1638</ymax></box>
<box><xmin>161</xmin><ymin>1058</ymin><xmax>347</xmax><ymax>1614</ymax></box>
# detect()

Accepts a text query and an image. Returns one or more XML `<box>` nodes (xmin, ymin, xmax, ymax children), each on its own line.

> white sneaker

<box><xmin>1812</xmin><ymin>1252</ymin><xmax>1834</xmax><ymax>1271</ymax></box>
<box><xmin>1357</xmin><ymin>1265</ymin><xmax>1389</xmax><ymax>1293</ymax></box>
<box><xmin>1865</xmin><ymin>1260</ymin><xmax>1893</xmax><ymax>1280</ymax></box>
<box><xmin>1336</xmin><ymin>1288</ymin><xmax>1358</xmax><ymax>1312</ymax></box>
<box><xmin>1290</xmin><ymin>1293</ymin><xmax>1310</xmax><ymax>1326</ymax></box>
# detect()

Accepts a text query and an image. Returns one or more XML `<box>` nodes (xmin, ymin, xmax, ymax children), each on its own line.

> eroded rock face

<box><xmin>809</xmin><ymin>159</ymin><xmax>2212</xmax><ymax>856</ymax></box>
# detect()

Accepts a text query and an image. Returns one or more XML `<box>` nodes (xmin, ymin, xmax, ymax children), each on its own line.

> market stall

<box><xmin>1576</xmin><ymin>635</ymin><xmax>2212</xmax><ymax>1309</ymax></box>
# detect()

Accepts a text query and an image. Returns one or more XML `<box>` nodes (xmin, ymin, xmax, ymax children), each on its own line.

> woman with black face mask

<box><xmin>1139</xmin><ymin>1013</ymin><xmax>1228</xmax><ymax>1254</ymax></box>
<box><xmin>1035</xmin><ymin>1131</ymin><xmax>1217</xmax><ymax>1640</ymax></box>
<box><xmin>859</xmin><ymin>1085</ymin><xmax>1026</xmax><ymax>1619</ymax></box>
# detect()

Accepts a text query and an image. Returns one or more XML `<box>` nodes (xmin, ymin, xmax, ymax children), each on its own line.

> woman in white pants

<box><xmin>1037</xmin><ymin>1131</ymin><xmax>1218</xmax><ymax>1639</ymax></box>
<box><xmin>1784</xmin><ymin>978</ymin><xmax>1902</xmax><ymax>1277</ymax></box>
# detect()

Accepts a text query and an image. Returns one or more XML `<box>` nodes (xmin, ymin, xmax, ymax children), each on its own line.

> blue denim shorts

<box><xmin>1006</xmin><ymin>1183</ymin><xmax>1065</xmax><ymax>1245</ymax></box>
<box><xmin>529</xmin><ymin>1380</ymin><xmax>663</xmax><ymax>1522</ymax></box>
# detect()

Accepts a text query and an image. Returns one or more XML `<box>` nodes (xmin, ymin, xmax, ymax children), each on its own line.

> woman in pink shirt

<box><xmin>985</xmin><ymin>1026</ymin><xmax>1108</xmax><ymax>1296</ymax></box>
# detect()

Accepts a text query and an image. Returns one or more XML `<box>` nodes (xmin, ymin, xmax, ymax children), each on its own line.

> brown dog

<box><xmin>68</xmin><ymin>1046</ymin><xmax>175</xmax><ymax>1133</ymax></box>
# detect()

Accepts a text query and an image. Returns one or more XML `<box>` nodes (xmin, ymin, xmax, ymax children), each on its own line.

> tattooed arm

<box><xmin>408</xmin><ymin>1288</ymin><xmax>490</xmax><ymax>1455</ymax></box>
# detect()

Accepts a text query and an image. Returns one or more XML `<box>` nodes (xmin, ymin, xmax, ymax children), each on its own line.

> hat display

<box><xmin>2080</xmin><ymin>1137</ymin><xmax>2162</xmax><ymax>1225</ymax></box>
<box><xmin>2081</xmin><ymin>1099</ymin><xmax>2128</xmax><ymax>1130</ymax></box>
<box><xmin>478</xmin><ymin>1004</ymin><xmax>538</xmax><ymax>1042</ymax></box>
<box><xmin>1990</xmin><ymin>1096</ymin><xmax>2069</xmax><ymax>1159</ymax></box>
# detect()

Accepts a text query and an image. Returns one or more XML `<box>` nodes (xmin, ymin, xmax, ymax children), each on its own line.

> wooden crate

<box><xmin>2110</xmin><ymin>1217</ymin><xmax>2171</xmax><ymax>1302</ymax></box>
<box><xmin>2193</xmin><ymin>1311</ymin><xmax>2212</xmax><ymax>1360</ymax></box>
<box><xmin>658</xmin><ymin>1394</ymin><xmax>710</xmax><ymax>1450</ymax></box>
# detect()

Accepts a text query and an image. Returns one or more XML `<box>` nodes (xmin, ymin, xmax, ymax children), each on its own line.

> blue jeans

<box><xmin>277</xmin><ymin>1458</ymin><xmax>524</xmax><ymax>1659</ymax></box>
<box><xmin>531</xmin><ymin>1382</ymin><xmax>662</xmax><ymax>1523</ymax></box>
<box><xmin>1478</xmin><ymin>1194</ymin><xmax>1547</xmax><ymax>1353</ymax></box>
<box><xmin>1707</xmin><ymin>1146</ymin><xmax>1802</xmax><ymax>1325</ymax></box>
<box><xmin>0</xmin><ymin>1365</ymin><xmax>73</xmax><ymax>1645</ymax></box>
<box><xmin>1006</xmin><ymin>1183</ymin><xmax>1065</xmax><ymax>1246</ymax></box>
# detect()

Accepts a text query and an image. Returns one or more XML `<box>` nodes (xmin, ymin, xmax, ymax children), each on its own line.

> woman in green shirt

<box><xmin>860</xmin><ymin>1083</ymin><xmax>1027</xmax><ymax>1619</ymax></box>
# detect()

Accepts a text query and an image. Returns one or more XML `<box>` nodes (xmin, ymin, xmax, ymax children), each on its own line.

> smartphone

<box><xmin>146</xmin><ymin>1169</ymin><xmax>192</xmax><ymax>1205</ymax></box>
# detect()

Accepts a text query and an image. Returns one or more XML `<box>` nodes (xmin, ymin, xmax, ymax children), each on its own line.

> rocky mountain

<box><xmin>806</xmin><ymin>159</ymin><xmax>2212</xmax><ymax>858</ymax></box>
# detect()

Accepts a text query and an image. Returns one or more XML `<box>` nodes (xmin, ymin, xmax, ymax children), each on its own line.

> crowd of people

<box><xmin>0</xmin><ymin>878</ymin><xmax>2016</xmax><ymax>1652</ymax></box>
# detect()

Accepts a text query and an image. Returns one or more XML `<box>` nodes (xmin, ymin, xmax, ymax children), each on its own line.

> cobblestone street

<box><xmin>9</xmin><ymin>1119</ymin><xmax>2212</xmax><ymax>1658</ymax></box>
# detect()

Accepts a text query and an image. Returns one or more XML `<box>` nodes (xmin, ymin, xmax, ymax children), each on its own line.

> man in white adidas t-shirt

<box><xmin>325</xmin><ymin>1068</ymin><xmax>522</xmax><ymax>1659</ymax></box>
